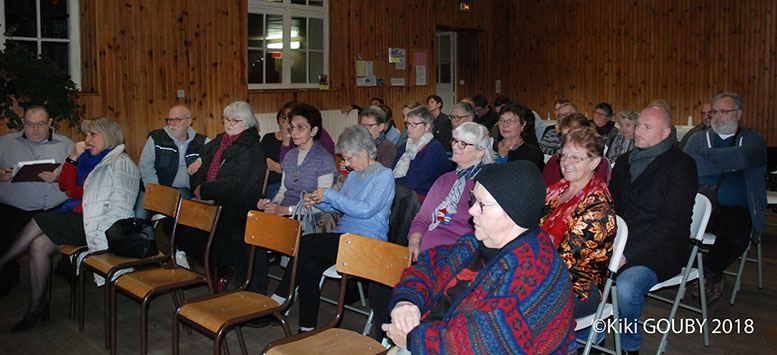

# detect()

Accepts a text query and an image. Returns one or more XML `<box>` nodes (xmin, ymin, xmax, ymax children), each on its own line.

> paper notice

<box><xmin>415</xmin><ymin>65</ymin><xmax>426</xmax><ymax>86</ymax></box>
<box><xmin>356</xmin><ymin>60</ymin><xmax>366</xmax><ymax>76</ymax></box>
<box><xmin>413</xmin><ymin>52</ymin><xmax>426</xmax><ymax>66</ymax></box>
<box><xmin>391</xmin><ymin>78</ymin><xmax>405</xmax><ymax>86</ymax></box>
<box><xmin>365</xmin><ymin>61</ymin><xmax>374</xmax><ymax>76</ymax></box>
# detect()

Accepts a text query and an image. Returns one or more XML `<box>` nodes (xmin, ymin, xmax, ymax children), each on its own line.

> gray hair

<box><xmin>223</xmin><ymin>101</ymin><xmax>258</xmax><ymax>130</ymax></box>
<box><xmin>712</xmin><ymin>91</ymin><xmax>744</xmax><ymax>111</ymax></box>
<box><xmin>336</xmin><ymin>125</ymin><xmax>377</xmax><ymax>160</ymax></box>
<box><xmin>453</xmin><ymin>122</ymin><xmax>496</xmax><ymax>165</ymax></box>
<box><xmin>406</xmin><ymin>106</ymin><xmax>434</xmax><ymax>128</ymax></box>
<box><xmin>452</xmin><ymin>102</ymin><xmax>475</xmax><ymax>118</ymax></box>
<box><xmin>616</xmin><ymin>109</ymin><xmax>639</xmax><ymax>125</ymax></box>
<box><xmin>359</xmin><ymin>105</ymin><xmax>388</xmax><ymax>125</ymax></box>
<box><xmin>81</xmin><ymin>117</ymin><xmax>124</xmax><ymax>149</ymax></box>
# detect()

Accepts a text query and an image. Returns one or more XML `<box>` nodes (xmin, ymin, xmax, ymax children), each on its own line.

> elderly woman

<box><xmin>449</xmin><ymin>102</ymin><xmax>475</xmax><ymax>131</ymax></box>
<box><xmin>605</xmin><ymin>109</ymin><xmax>638</xmax><ymax>163</ymax></box>
<box><xmin>543</xmin><ymin>113</ymin><xmax>612</xmax><ymax>186</ymax></box>
<box><xmin>187</xmin><ymin>101</ymin><xmax>266</xmax><ymax>291</ymax></box>
<box><xmin>383</xmin><ymin>161</ymin><xmax>575</xmax><ymax>353</ymax></box>
<box><xmin>392</xmin><ymin>106</ymin><xmax>451</xmax><ymax>201</ymax></box>
<box><xmin>396</xmin><ymin>101</ymin><xmax>423</xmax><ymax>148</ymax></box>
<box><xmin>260</xmin><ymin>107</ymin><xmax>292</xmax><ymax>200</ymax></box>
<box><xmin>540</xmin><ymin>127</ymin><xmax>616</xmax><ymax>340</ymax></box>
<box><xmin>493</xmin><ymin>102</ymin><xmax>545</xmax><ymax>170</ymax></box>
<box><xmin>0</xmin><ymin>117</ymin><xmax>139</xmax><ymax>331</ymax></box>
<box><xmin>269</xmin><ymin>125</ymin><xmax>395</xmax><ymax>332</ymax></box>
<box><xmin>359</xmin><ymin>105</ymin><xmax>397</xmax><ymax>168</ymax></box>
<box><xmin>407</xmin><ymin>122</ymin><xmax>494</xmax><ymax>261</ymax></box>
<box><xmin>592</xmin><ymin>102</ymin><xmax>619</xmax><ymax>143</ymax></box>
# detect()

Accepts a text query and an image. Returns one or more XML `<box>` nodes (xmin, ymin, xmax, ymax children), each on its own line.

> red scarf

<box><xmin>541</xmin><ymin>174</ymin><xmax>612</xmax><ymax>246</ymax></box>
<box><xmin>206</xmin><ymin>131</ymin><xmax>242</xmax><ymax>182</ymax></box>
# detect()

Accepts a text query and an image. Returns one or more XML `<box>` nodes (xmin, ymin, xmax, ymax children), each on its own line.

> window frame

<box><xmin>247</xmin><ymin>0</ymin><xmax>329</xmax><ymax>90</ymax></box>
<box><xmin>0</xmin><ymin>0</ymin><xmax>82</xmax><ymax>89</ymax></box>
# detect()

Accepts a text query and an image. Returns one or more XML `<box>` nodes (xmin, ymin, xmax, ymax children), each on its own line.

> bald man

<box><xmin>608</xmin><ymin>101</ymin><xmax>698</xmax><ymax>354</ymax></box>
<box><xmin>135</xmin><ymin>105</ymin><xmax>210</xmax><ymax>219</ymax></box>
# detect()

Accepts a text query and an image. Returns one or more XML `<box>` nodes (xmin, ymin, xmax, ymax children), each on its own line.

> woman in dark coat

<box><xmin>492</xmin><ymin>102</ymin><xmax>545</xmax><ymax>171</ymax></box>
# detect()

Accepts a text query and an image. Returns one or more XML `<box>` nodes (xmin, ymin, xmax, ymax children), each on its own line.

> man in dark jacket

<box><xmin>608</xmin><ymin>101</ymin><xmax>698</xmax><ymax>354</ymax></box>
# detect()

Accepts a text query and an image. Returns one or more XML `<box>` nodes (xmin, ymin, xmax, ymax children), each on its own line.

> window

<box><xmin>0</xmin><ymin>0</ymin><xmax>81</xmax><ymax>88</ymax></box>
<box><xmin>248</xmin><ymin>0</ymin><xmax>328</xmax><ymax>89</ymax></box>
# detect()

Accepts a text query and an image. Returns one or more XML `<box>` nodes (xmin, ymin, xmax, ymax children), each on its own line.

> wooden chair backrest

<box><xmin>244</xmin><ymin>210</ymin><xmax>302</xmax><ymax>257</ymax></box>
<box><xmin>336</xmin><ymin>233</ymin><xmax>411</xmax><ymax>288</ymax></box>
<box><xmin>142</xmin><ymin>183</ymin><xmax>181</xmax><ymax>217</ymax></box>
<box><xmin>261</xmin><ymin>169</ymin><xmax>270</xmax><ymax>196</ymax></box>
<box><xmin>175</xmin><ymin>198</ymin><xmax>222</xmax><ymax>232</ymax></box>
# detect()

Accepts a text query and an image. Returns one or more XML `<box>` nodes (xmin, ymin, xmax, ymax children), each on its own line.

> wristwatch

<box><xmin>288</xmin><ymin>206</ymin><xmax>293</xmax><ymax>215</ymax></box>
<box><xmin>66</xmin><ymin>157</ymin><xmax>78</xmax><ymax>166</ymax></box>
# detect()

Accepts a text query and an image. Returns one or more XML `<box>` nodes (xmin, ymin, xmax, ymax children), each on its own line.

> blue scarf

<box><xmin>58</xmin><ymin>148</ymin><xmax>112</xmax><ymax>212</ymax></box>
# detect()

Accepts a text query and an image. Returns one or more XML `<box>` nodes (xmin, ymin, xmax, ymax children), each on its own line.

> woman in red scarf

<box><xmin>540</xmin><ymin>126</ymin><xmax>617</xmax><ymax>347</ymax></box>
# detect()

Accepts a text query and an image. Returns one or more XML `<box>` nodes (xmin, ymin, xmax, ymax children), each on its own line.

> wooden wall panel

<box><xmin>509</xmin><ymin>0</ymin><xmax>777</xmax><ymax>144</ymax></box>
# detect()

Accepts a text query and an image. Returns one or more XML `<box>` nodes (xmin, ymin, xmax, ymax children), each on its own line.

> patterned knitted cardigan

<box><xmin>390</xmin><ymin>228</ymin><xmax>577</xmax><ymax>354</ymax></box>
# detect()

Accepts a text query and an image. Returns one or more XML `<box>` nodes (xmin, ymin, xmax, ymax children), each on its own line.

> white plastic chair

<box><xmin>645</xmin><ymin>193</ymin><xmax>712</xmax><ymax>353</ymax></box>
<box><xmin>543</xmin><ymin>154</ymin><xmax>553</xmax><ymax>164</ymax></box>
<box><xmin>318</xmin><ymin>264</ymin><xmax>373</xmax><ymax>335</ymax></box>
<box><xmin>577</xmin><ymin>215</ymin><xmax>628</xmax><ymax>355</ymax></box>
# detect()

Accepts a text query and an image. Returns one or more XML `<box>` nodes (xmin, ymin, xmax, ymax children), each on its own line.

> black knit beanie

<box><xmin>473</xmin><ymin>160</ymin><xmax>546</xmax><ymax>228</ymax></box>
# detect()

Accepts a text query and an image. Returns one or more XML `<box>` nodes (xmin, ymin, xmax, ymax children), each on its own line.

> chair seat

<box><xmin>702</xmin><ymin>232</ymin><xmax>716</xmax><ymax>246</ymax></box>
<box><xmin>115</xmin><ymin>267</ymin><xmax>204</xmax><ymax>298</ymax></box>
<box><xmin>323</xmin><ymin>264</ymin><xmax>341</xmax><ymax>279</ymax></box>
<box><xmin>266</xmin><ymin>328</ymin><xmax>384</xmax><ymax>355</ymax></box>
<box><xmin>178</xmin><ymin>291</ymin><xmax>281</xmax><ymax>334</ymax></box>
<box><xmin>575</xmin><ymin>304</ymin><xmax>613</xmax><ymax>331</ymax></box>
<box><xmin>84</xmin><ymin>252</ymin><xmax>164</xmax><ymax>275</ymax></box>
<box><xmin>650</xmin><ymin>268</ymin><xmax>700</xmax><ymax>291</ymax></box>
<box><xmin>60</xmin><ymin>245</ymin><xmax>87</xmax><ymax>256</ymax></box>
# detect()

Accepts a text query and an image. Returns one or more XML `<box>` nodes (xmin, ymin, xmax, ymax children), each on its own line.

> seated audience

<box><xmin>186</xmin><ymin>101</ymin><xmax>266</xmax><ymax>292</ymax></box>
<box><xmin>407</xmin><ymin>122</ymin><xmax>495</xmax><ymax>261</ymax></box>
<box><xmin>609</xmin><ymin>101</ymin><xmax>698</xmax><ymax>354</ymax></box>
<box><xmin>592</xmin><ymin>102</ymin><xmax>619</xmax><ymax>142</ymax></box>
<box><xmin>492</xmin><ymin>103</ymin><xmax>545</xmax><ymax>171</ymax></box>
<box><xmin>449</xmin><ymin>102</ymin><xmax>476</xmax><ymax>132</ymax></box>
<box><xmin>0</xmin><ymin>106</ymin><xmax>74</xmax><ymax>297</ymax></box>
<box><xmin>473</xmin><ymin>94</ymin><xmax>499</xmax><ymax>130</ymax></box>
<box><xmin>393</xmin><ymin>106</ymin><xmax>451</xmax><ymax>201</ymax></box>
<box><xmin>540</xmin><ymin>126</ymin><xmax>616</xmax><ymax>346</ymax></box>
<box><xmin>260</xmin><ymin>107</ymin><xmax>291</xmax><ymax>200</ymax></box>
<box><xmin>543</xmin><ymin>113</ymin><xmax>611</xmax><ymax>186</ymax></box>
<box><xmin>358</xmin><ymin>105</ymin><xmax>397</xmax><ymax>168</ymax></box>
<box><xmin>383</xmin><ymin>161</ymin><xmax>575</xmax><ymax>353</ymax></box>
<box><xmin>379</xmin><ymin>103</ymin><xmax>401</xmax><ymax>146</ymax></box>
<box><xmin>679</xmin><ymin>101</ymin><xmax>712</xmax><ymax>150</ymax></box>
<box><xmin>397</xmin><ymin>101</ymin><xmax>423</xmax><ymax>148</ymax></box>
<box><xmin>278</xmin><ymin>101</ymin><xmax>336</xmax><ymax>161</ymax></box>
<box><xmin>683</xmin><ymin>92</ymin><xmax>766</xmax><ymax>307</ymax></box>
<box><xmin>136</xmin><ymin>105</ymin><xmax>209</xmax><ymax>219</ymax></box>
<box><xmin>605</xmin><ymin>109</ymin><xmax>638</xmax><ymax>163</ymax></box>
<box><xmin>539</xmin><ymin>100</ymin><xmax>577</xmax><ymax>155</ymax></box>
<box><xmin>427</xmin><ymin>95</ymin><xmax>453</xmax><ymax>153</ymax></box>
<box><xmin>269</xmin><ymin>125</ymin><xmax>395</xmax><ymax>332</ymax></box>
<box><xmin>0</xmin><ymin>117</ymin><xmax>139</xmax><ymax>331</ymax></box>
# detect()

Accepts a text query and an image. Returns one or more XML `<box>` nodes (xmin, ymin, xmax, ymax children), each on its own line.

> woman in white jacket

<box><xmin>0</xmin><ymin>117</ymin><xmax>139</xmax><ymax>332</ymax></box>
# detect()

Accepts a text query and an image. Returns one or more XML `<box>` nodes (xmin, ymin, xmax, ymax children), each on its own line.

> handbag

<box><xmin>290</xmin><ymin>192</ymin><xmax>317</xmax><ymax>235</ymax></box>
<box><xmin>105</xmin><ymin>217</ymin><xmax>159</xmax><ymax>258</ymax></box>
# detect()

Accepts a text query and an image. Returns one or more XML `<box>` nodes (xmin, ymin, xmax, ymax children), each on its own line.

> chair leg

<box><xmin>729</xmin><ymin>244</ymin><xmax>750</xmax><ymax>305</ymax></box>
<box><xmin>141</xmin><ymin>297</ymin><xmax>151</xmax><ymax>355</ymax></box>
<box><xmin>104</xmin><ymin>278</ymin><xmax>112</xmax><ymax>349</ymax></box>
<box><xmin>69</xmin><ymin>254</ymin><xmax>79</xmax><ymax>320</ymax></box>
<box><xmin>362</xmin><ymin>310</ymin><xmax>374</xmax><ymax>336</ymax></box>
<box><xmin>357</xmin><ymin>281</ymin><xmax>367</xmax><ymax>308</ymax></box>
<box><xmin>611</xmin><ymin>286</ymin><xmax>621</xmax><ymax>355</ymax></box>
<box><xmin>172</xmin><ymin>313</ymin><xmax>180</xmax><ymax>355</ymax></box>
<box><xmin>657</xmin><ymin>247</ymin><xmax>698</xmax><ymax>353</ymax></box>
<box><xmin>110</xmin><ymin>284</ymin><xmax>118</xmax><ymax>355</ymax></box>
<box><xmin>696</xmin><ymin>253</ymin><xmax>710</xmax><ymax>347</ymax></box>
<box><xmin>757</xmin><ymin>241</ymin><xmax>763</xmax><ymax>289</ymax></box>
<box><xmin>236</xmin><ymin>327</ymin><xmax>248</xmax><ymax>355</ymax></box>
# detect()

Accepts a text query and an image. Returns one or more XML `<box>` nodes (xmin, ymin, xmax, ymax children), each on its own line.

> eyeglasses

<box><xmin>23</xmin><ymin>121</ymin><xmax>49</xmax><ymax>128</ymax></box>
<box><xmin>222</xmin><ymin>117</ymin><xmax>244</xmax><ymax>126</ymax></box>
<box><xmin>449</xmin><ymin>115</ymin><xmax>471</xmax><ymax>121</ymax></box>
<box><xmin>710</xmin><ymin>109</ymin><xmax>737</xmax><ymax>117</ymax></box>
<box><xmin>341</xmin><ymin>153</ymin><xmax>357</xmax><ymax>163</ymax></box>
<box><xmin>557</xmin><ymin>113</ymin><xmax>573</xmax><ymax>119</ymax></box>
<box><xmin>700</xmin><ymin>110</ymin><xmax>711</xmax><ymax>117</ymax></box>
<box><xmin>361</xmin><ymin>123</ymin><xmax>379</xmax><ymax>129</ymax></box>
<box><xmin>498</xmin><ymin>118</ymin><xmax>520</xmax><ymax>125</ymax></box>
<box><xmin>594</xmin><ymin>111</ymin><xmax>610</xmax><ymax>118</ymax></box>
<box><xmin>405</xmin><ymin>121</ymin><xmax>426</xmax><ymax>128</ymax></box>
<box><xmin>286</xmin><ymin>124</ymin><xmax>312</xmax><ymax>132</ymax></box>
<box><xmin>558</xmin><ymin>152</ymin><xmax>590</xmax><ymax>164</ymax></box>
<box><xmin>468</xmin><ymin>190</ymin><xmax>498</xmax><ymax>212</ymax></box>
<box><xmin>165</xmin><ymin>117</ymin><xmax>191</xmax><ymax>124</ymax></box>
<box><xmin>451</xmin><ymin>138</ymin><xmax>475</xmax><ymax>150</ymax></box>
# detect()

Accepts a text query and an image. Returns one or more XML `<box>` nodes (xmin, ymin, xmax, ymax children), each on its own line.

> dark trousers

<box><xmin>368</xmin><ymin>282</ymin><xmax>393</xmax><ymax>340</ymax></box>
<box><xmin>274</xmin><ymin>232</ymin><xmax>341</xmax><ymax>328</ymax></box>
<box><xmin>704</xmin><ymin>206</ymin><xmax>752</xmax><ymax>279</ymax></box>
<box><xmin>0</xmin><ymin>203</ymin><xmax>59</xmax><ymax>281</ymax></box>
<box><xmin>231</xmin><ymin>228</ymin><xmax>268</xmax><ymax>294</ymax></box>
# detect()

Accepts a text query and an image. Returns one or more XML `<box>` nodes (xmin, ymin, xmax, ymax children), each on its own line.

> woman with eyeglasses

<box><xmin>406</xmin><ymin>122</ymin><xmax>494</xmax><ymax>262</ymax></box>
<box><xmin>383</xmin><ymin>161</ymin><xmax>576</xmax><ymax>353</ymax></box>
<box><xmin>392</xmin><ymin>106</ymin><xmax>451</xmax><ymax>202</ymax></box>
<box><xmin>540</xmin><ymin>126</ymin><xmax>616</xmax><ymax>348</ymax></box>
<box><xmin>492</xmin><ymin>103</ymin><xmax>545</xmax><ymax>171</ymax></box>
<box><xmin>542</xmin><ymin>113</ymin><xmax>612</xmax><ymax>186</ymax></box>
<box><xmin>186</xmin><ymin>101</ymin><xmax>266</xmax><ymax>291</ymax></box>
<box><xmin>357</xmin><ymin>105</ymin><xmax>397</xmax><ymax>168</ymax></box>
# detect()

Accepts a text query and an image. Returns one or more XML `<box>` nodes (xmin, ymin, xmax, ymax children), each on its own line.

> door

<box><xmin>435</xmin><ymin>31</ymin><xmax>455</xmax><ymax>115</ymax></box>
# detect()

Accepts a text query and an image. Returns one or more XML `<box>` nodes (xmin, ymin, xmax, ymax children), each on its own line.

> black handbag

<box><xmin>105</xmin><ymin>218</ymin><xmax>159</xmax><ymax>258</ymax></box>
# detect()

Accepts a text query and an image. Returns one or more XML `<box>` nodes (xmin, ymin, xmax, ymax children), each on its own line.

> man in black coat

<box><xmin>608</xmin><ymin>101</ymin><xmax>698</xmax><ymax>354</ymax></box>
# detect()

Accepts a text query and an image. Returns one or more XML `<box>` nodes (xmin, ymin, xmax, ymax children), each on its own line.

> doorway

<box><xmin>435</xmin><ymin>31</ymin><xmax>456</xmax><ymax>115</ymax></box>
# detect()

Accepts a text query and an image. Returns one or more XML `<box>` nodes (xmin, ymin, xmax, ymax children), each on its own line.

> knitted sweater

<box><xmin>390</xmin><ymin>230</ymin><xmax>576</xmax><ymax>354</ymax></box>
<box><xmin>318</xmin><ymin>163</ymin><xmax>394</xmax><ymax>241</ymax></box>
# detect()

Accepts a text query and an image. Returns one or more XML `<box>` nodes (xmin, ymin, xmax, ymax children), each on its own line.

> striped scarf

<box><xmin>428</xmin><ymin>162</ymin><xmax>483</xmax><ymax>230</ymax></box>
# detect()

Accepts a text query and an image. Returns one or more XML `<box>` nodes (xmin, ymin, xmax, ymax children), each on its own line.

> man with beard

<box><xmin>683</xmin><ymin>91</ymin><xmax>766</xmax><ymax>308</ymax></box>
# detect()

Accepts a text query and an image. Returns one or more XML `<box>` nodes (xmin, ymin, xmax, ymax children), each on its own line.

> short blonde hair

<box><xmin>81</xmin><ymin>117</ymin><xmax>124</xmax><ymax>149</ymax></box>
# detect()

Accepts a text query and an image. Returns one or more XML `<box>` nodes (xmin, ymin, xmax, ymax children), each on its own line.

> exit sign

<box><xmin>460</xmin><ymin>2</ymin><xmax>471</xmax><ymax>11</ymax></box>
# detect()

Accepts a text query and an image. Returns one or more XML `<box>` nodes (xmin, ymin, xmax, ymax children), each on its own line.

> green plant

<box><xmin>0</xmin><ymin>42</ymin><xmax>84</xmax><ymax>130</ymax></box>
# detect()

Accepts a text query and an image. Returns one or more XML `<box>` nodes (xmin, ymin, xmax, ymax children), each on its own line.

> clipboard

<box><xmin>12</xmin><ymin>163</ymin><xmax>59</xmax><ymax>183</ymax></box>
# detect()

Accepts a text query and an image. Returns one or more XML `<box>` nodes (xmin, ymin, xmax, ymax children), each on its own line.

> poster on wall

<box><xmin>415</xmin><ymin>65</ymin><xmax>426</xmax><ymax>86</ymax></box>
<box><xmin>389</xmin><ymin>48</ymin><xmax>406</xmax><ymax>69</ymax></box>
